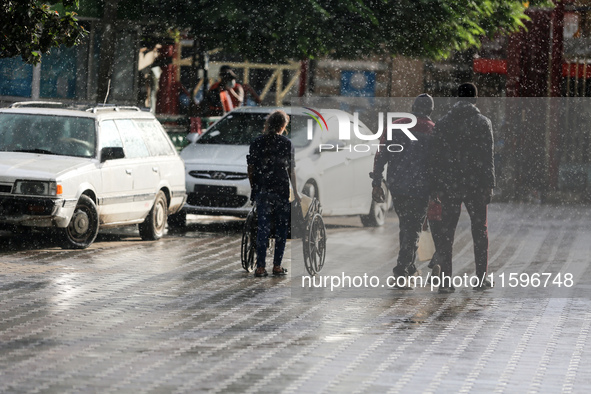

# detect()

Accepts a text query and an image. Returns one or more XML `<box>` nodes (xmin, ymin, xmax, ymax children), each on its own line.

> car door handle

<box><xmin>126</xmin><ymin>169</ymin><xmax>133</xmax><ymax>175</ymax></box>
<box><xmin>152</xmin><ymin>167</ymin><xmax>159</xmax><ymax>173</ymax></box>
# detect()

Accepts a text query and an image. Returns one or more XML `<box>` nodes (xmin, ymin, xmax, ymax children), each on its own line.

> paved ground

<box><xmin>1</xmin><ymin>203</ymin><xmax>590</xmax><ymax>393</ymax></box>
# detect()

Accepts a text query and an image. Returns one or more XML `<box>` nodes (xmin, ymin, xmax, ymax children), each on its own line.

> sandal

<box><xmin>272</xmin><ymin>266</ymin><xmax>288</xmax><ymax>276</ymax></box>
<box><xmin>254</xmin><ymin>267</ymin><xmax>268</xmax><ymax>277</ymax></box>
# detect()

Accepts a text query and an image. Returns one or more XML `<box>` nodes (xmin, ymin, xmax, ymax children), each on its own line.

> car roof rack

<box><xmin>8</xmin><ymin>101</ymin><xmax>144</xmax><ymax>113</ymax></box>
<box><xmin>10</xmin><ymin>101</ymin><xmax>65</xmax><ymax>108</ymax></box>
<box><xmin>87</xmin><ymin>105</ymin><xmax>142</xmax><ymax>113</ymax></box>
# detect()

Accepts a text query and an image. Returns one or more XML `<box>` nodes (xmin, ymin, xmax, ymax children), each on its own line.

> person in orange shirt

<box><xmin>210</xmin><ymin>66</ymin><xmax>262</xmax><ymax>113</ymax></box>
<box><xmin>218</xmin><ymin>69</ymin><xmax>244</xmax><ymax>112</ymax></box>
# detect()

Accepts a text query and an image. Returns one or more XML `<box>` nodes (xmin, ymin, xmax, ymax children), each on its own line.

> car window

<box><xmin>115</xmin><ymin>119</ymin><xmax>150</xmax><ymax>158</ymax></box>
<box><xmin>135</xmin><ymin>119</ymin><xmax>175</xmax><ymax>156</ymax></box>
<box><xmin>99</xmin><ymin>120</ymin><xmax>124</xmax><ymax>149</ymax></box>
<box><xmin>286</xmin><ymin>115</ymin><xmax>311</xmax><ymax>148</ymax></box>
<box><xmin>198</xmin><ymin>113</ymin><xmax>267</xmax><ymax>145</ymax></box>
<box><xmin>0</xmin><ymin>113</ymin><xmax>95</xmax><ymax>158</ymax></box>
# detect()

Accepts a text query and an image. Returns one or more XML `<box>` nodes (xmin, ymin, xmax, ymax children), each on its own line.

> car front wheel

<box><xmin>139</xmin><ymin>190</ymin><xmax>168</xmax><ymax>240</ymax></box>
<box><xmin>61</xmin><ymin>195</ymin><xmax>99</xmax><ymax>249</ymax></box>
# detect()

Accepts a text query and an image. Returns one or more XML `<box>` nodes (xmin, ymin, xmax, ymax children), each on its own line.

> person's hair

<box><xmin>458</xmin><ymin>82</ymin><xmax>478</xmax><ymax>104</ymax></box>
<box><xmin>264</xmin><ymin>110</ymin><xmax>290</xmax><ymax>134</ymax></box>
<box><xmin>219</xmin><ymin>65</ymin><xmax>238</xmax><ymax>82</ymax></box>
<box><xmin>411</xmin><ymin>93</ymin><xmax>434</xmax><ymax>117</ymax></box>
<box><xmin>221</xmin><ymin>71</ymin><xmax>237</xmax><ymax>81</ymax></box>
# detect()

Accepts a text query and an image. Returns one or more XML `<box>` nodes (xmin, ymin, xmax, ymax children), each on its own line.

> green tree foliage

<box><xmin>131</xmin><ymin>0</ymin><xmax>551</xmax><ymax>62</ymax></box>
<box><xmin>0</xmin><ymin>0</ymin><xmax>86</xmax><ymax>64</ymax></box>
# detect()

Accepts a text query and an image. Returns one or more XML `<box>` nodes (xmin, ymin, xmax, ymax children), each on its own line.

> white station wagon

<box><xmin>0</xmin><ymin>103</ymin><xmax>186</xmax><ymax>248</ymax></box>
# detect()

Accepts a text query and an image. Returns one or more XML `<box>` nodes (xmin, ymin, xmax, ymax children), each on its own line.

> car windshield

<box><xmin>197</xmin><ymin>112</ymin><xmax>311</xmax><ymax>148</ymax></box>
<box><xmin>0</xmin><ymin>113</ymin><xmax>96</xmax><ymax>158</ymax></box>
<box><xmin>198</xmin><ymin>113</ymin><xmax>266</xmax><ymax>145</ymax></box>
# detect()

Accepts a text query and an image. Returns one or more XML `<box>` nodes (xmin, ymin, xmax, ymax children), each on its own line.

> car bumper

<box><xmin>182</xmin><ymin>203</ymin><xmax>252</xmax><ymax>217</ymax></box>
<box><xmin>183</xmin><ymin>174</ymin><xmax>252</xmax><ymax>217</ymax></box>
<box><xmin>183</xmin><ymin>189</ymin><xmax>252</xmax><ymax>217</ymax></box>
<box><xmin>0</xmin><ymin>196</ymin><xmax>73</xmax><ymax>228</ymax></box>
<box><xmin>168</xmin><ymin>190</ymin><xmax>187</xmax><ymax>215</ymax></box>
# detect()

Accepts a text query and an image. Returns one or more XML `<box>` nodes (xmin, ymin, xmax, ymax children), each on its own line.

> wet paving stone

<box><xmin>1</xmin><ymin>205</ymin><xmax>591</xmax><ymax>392</ymax></box>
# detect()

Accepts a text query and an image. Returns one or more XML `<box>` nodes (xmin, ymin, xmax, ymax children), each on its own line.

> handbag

<box><xmin>417</xmin><ymin>229</ymin><xmax>436</xmax><ymax>262</ymax></box>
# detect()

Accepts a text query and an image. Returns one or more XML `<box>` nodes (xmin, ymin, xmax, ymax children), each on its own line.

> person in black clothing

<box><xmin>247</xmin><ymin>110</ymin><xmax>300</xmax><ymax>277</ymax></box>
<box><xmin>430</xmin><ymin>83</ymin><xmax>495</xmax><ymax>292</ymax></box>
<box><xmin>371</xmin><ymin>94</ymin><xmax>436</xmax><ymax>287</ymax></box>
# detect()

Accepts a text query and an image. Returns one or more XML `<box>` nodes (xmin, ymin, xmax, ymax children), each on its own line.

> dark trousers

<box><xmin>255</xmin><ymin>193</ymin><xmax>290</xmax><ymax>269</ymax></box>
<box><xmin>439</xmin><ymin>194</ymin><xmax>489</xmax><ymax>279</ymax></box>
<box><xmin>428</xmin><ymin>218</ymin><xmax>445</xmax><ymax>268</ymax></box>
<box><xmin>392</xmin><ymin>195</ymin><xmax>429</xmax><ymax>275</ymax></box>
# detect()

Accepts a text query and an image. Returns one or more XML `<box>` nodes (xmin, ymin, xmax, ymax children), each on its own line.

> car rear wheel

<box><xmin>360</xmin><ymin>181</ymin><xmax>390</xmax><ymax>227</ymax></box>
<box><xmin>61</xmin><ymin>195</ymin><xmax>99</xmax><ymax>249</ymax></box>
<box><xmin>139</xmin><ymin>190</ymin><xmax>167</xmax><ymax>240</ymax></box>
<box><xmin>302</xmin><ymin>181</ymin><xmax>317</xmax><ymax>199</ymax></box>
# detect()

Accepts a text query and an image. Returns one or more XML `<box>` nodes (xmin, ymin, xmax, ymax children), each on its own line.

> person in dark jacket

<box><xmin>430</xmin><ymin>83</ymin><xmax>495</xmax><ymax>292</ymax></box>
<box><xmin>247</xmin><ymin>110</ymin><xmax>300</xmax><ymax>277</ymax></box>
<box><xmin>371</xmin><ymin>94</ymin><xmax>436</xmax><ymax>287</ymax></box>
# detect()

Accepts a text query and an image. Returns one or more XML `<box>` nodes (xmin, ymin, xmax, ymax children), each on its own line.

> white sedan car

<box><xmin>0</xmin><ymin>103</ymin><xmax>186</xmax><ymax>248</ymax></box>
<box><xmin>175</xmin><ymin>106</ymin><xmax>389</xmax><ymax>227</ymax></box>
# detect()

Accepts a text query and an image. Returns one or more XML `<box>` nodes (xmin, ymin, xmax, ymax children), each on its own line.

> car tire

<box><xmin>139</xmin><ymin>190</ymin><xmax>168</xmax><ymax>240</ymax></box>
<box><xmin>302</xmin><ymin>181</ymin><xmax>317</xmax><ymax>199</ymax></box>
<box><xmin>61</xmin><ymin>195</ymin><xmax>99</xmax><ymax>249</ymax></box>
<box><xmin>360</xmin><ymin>182</ymin><xmax>390</xmax><ymax>227</ymax></box>
<box><xmin>167</xmin><ymin>209</ymin><xmax>187</xmax><ymax>229</ymax></box>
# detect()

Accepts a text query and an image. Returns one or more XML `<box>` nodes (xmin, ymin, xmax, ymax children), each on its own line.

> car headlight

<box><xmin>13</xmin><ymin>180</ymin><xmax>57</xmax><ymax>196</ymax></box>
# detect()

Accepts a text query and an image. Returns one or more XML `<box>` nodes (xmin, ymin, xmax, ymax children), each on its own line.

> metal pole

<box><xmin>574</xmin><ymin>58</ymin><xmax>580</xmax><ymax>97</ymax></box>
<box><xmin>566</xmin><ymin>61</ymin><xmax>571</xmax><ymax>96</ymax></box>
<box><xmin>201</xmin><ymin>51</ymin><xmax>209</xmax><ymax>91</ymax></box>
<box><xmin>547</xmin><ymin>0</ymin><xmax>564</xmax><ymax>190</ymax></box>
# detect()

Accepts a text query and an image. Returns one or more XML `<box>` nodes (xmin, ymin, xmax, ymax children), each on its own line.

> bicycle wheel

<box><xmin>241</xmin><ymin>209</ymin><xmax>257</xmax><ymax>272</ymax></box>
<box><xmin>303</xmin><ymin>213</ymin><xmax>326</xmax><ymax>275</ymax></box>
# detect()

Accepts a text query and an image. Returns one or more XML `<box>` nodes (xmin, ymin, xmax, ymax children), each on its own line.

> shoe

<box><xmin>391</xmin><ymin>266</ymin><xmax>414</xmax><ymax>290</ymax></box>
<box><xmin>254</xmin><ymin>267</ymin><xmax>268</xmax><ymax>277</ymax></box>
<box><xmin>473</xmin><ymin>278</ymin><xmax>493</xmax><ymax>291</ymax></box>
<box><xmin>438</xmin><ymin>285</ymin><xmax>456</xmax><ymax>294</ymax></box>
<box><xmin>392</xmin><ymin>265</ymin><xmax>407</xmax><ymax>278</ymax></box>
<box><xmin>272</xmin><ymin>266</ymin><xmax>288</xmax><ymax>276</ymax></box>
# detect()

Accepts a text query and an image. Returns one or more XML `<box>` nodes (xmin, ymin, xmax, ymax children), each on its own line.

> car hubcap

<box><xmin>304</xmin><ymin>183</ymin><xmax>316</xmax><ymax>199</ymax></box>
<box><xmin>155</xmin><ymin>201</ymin><xmax>165</xmax><ymax>229</ymax></box>
<box><xmin>376</xmin><ymin>203</ymin><xmax>386</xmax><ymax>221</ymax></box>
<box><xmin>72</xmin><ymin>210</ymin><xmax>89</xmax><ymax>236</ymax></box>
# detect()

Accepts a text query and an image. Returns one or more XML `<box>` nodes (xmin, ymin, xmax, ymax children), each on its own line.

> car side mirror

<box><xmin>100</xmin><ymin>147</ymin><xmax>125</xmax><ymax>162</ymax></box>
<box><xmin>185</xmin><ymin>133</ymin><xmax>199</xmax><ymax>144</ymax></box>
